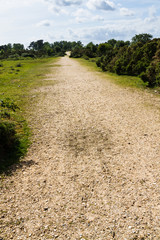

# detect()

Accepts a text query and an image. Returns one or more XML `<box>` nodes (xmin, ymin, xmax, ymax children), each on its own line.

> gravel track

<box><xmin>0</xmin><ymin>55</ymin><xmax>160</xmax><ymax>240</ymax></box>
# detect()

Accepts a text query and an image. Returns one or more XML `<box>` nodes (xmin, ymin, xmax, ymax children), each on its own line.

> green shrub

<box><xmin>101</xmin><ymin>63</ymin><xmax>107</xmax><ymax>71</ymax></box>
<box><xmin>96</xmin><ymin>58</ymin><xmax>101</xmax><ymax>67</ymax></box>
<box><xmin>155</xmin><ymin>62</ymin><xmax>160</xmax><ymax>86</ymax></box>
<box><xmin>0</xmin><ymin>121</ymin><xmax>18</xmax><ymax>150</ymax></box>
<box><xmin>0</xmin><ymin>121</ymin><xmax>21</xmax><ymax>171</ymax></box>
<box><xmin>145</xmin><ymin>64</ymin><xmax>156</xmax><ymax>87</ymax></box>
<box><xmin>139</xmin><ymin>72</ymin><xmax>148</xmax><ymax>84</ymax></box>
<box><xmin>0</xmin><ymin>99</ymin><xmax>28</xmax><ymax>172</ymax></box>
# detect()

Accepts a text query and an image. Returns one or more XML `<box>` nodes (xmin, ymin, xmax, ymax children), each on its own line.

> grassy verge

<box><xmin>75</xmin><ymin>58</ymin><xmax>148</xmax><ymax>89</ymax></box>
<box><xmin>0</xmin><ymin>57</ymin><xmax>58</xmax><ymax>173</ymax></box>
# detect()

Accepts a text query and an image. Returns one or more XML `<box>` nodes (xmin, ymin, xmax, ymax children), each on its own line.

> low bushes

<box><xmin>0</xmin><ymin>121</ymin><xmax>21</xmax><ymax>171</ymax></box>
<box><xmin>0</xmin><ymin>98</ymin><xmax>29</xmax><ymax>172</ymax></box>
<box><xmin>70</xmin><ymin>34</ymin><xmax>160</xmax><ymax>88</ymax></box>
<box><xmin>96</xmin><ymin>38</ymin><xmax>160</xmax><ymax>87</ymax></box>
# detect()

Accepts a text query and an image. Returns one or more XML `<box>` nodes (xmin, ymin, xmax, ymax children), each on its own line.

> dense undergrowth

<box><xmin>70</xmin><ymin>33</ymin><xmax>160</xmax><ymax>88</ymax></box>
<box><xmin>0</xmin><ymin>58</ymin><xmax>57</xmax><ymax>173</ymax></box>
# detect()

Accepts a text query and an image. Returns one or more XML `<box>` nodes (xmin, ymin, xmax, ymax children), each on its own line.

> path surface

<box><xmin>0</xmin><ymin>56</ymin><xmax>160</xmax><ymax>240</ymax></box>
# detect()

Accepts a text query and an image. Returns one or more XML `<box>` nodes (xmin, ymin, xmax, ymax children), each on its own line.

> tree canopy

<box><xmin>131</xmin><ymin>33</ymin><xmax>153</xmax><ymax>44</ymax></box>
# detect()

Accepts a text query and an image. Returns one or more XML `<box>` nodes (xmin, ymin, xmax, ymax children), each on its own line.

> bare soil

<box><xmin>0</xmin><ymin>56</ymin><xmax>160</xmax><ymax>240</ymax></box>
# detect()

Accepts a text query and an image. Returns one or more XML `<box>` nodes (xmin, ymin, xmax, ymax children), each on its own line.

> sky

<box><xmin>0</xmin><ymin>0</ymin><xmax>160</xmax><ymax>47</ymax></box>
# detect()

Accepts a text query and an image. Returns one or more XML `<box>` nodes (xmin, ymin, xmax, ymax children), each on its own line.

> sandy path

<box><xmin>0</xmin><ymin>56</ymin><xmax>160</xmax><ymax>240</ymax></box>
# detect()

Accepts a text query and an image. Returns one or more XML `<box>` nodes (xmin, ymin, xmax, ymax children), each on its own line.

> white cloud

<box><xmin>144</xmin><ymin>6</ymin><xmax>157</xmax><ymax>23</ymax></box>
<box><xmin>44</xmin><ymin>0</ymin><xmax>81</xmax><ymax>6</ymax></box>
<box><xmin>44</xmin><ymin>0</ymin><xmax>75</xmax><ymax>15</ymax></box>
<box><xmin>48</xmin><ymin>4</ymin><xmax>68</xmax><ymax>14</ymax></box>
<box><xmin>67</xmin><ymin>14</ymin><xmax>160</xmax><ymax>44</ymax></box>
<box><xmin>0</xmin><ymin>0</ymin><xmax>41</xmax><ymax>13</ymax></box>
<box><xmin>74</xmin><ymin>8</ymin><xmax>90</xmax><ymax>17</ymax></box>
<box><xmin>68</xmin><ymin>28</ymin><xmax>79</xmax><ymax>38</ymax></box>
<box><xmin>144</xmin><ymin>16</ymin><xmax>158</xmax><ymax>23</ymax></box>
<box><xmin>0</xmin><ymin>0</ymin><xmax>41</xmax><ymax>7</ymax></box>
<box><xmin>73</xmin><ymin>8</ymin><xmax>91</xmax><ymax>22</ymax></box>
<box><xmin>56</xmin><ymin>0</ymin><xmax>81</xmax><ymax>6</ymax></box>
<box><xmin>87</xmin><ymin>0</ymin><xmax>115</xmax><ymax>11</ymax></box>
<box><xmin>148</xmin><ymin>5</ymin><xmax>157</xmax><ymax>17</ymax></box>
<box><xmin>73</xmin><ymin>7</ymin><xmax>105</xmax><ymax>23</ymax></box>
<box><xmin>92</xmin><ymin>15</ymin><xmax>104</xmax><ymax>21</ymax></box>
<box><xmin>36</xmin><ymin>20</ymin><xmax>52</xmax><ymax>27</ymax></box>
<box><xmin>120</xmin><ymin>7</ymin><xmax>135</xmax><ymax>16</ymax></box>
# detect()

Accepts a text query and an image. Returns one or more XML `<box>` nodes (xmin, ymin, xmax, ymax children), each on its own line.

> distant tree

<box><xmin>36</xmin><ymin>40</ymin><xmax>44</xmax><ymax>50</ymax></box>
<box><xmin>97</xmin><ymin>43</ymin><xmax>112</xmax><ymax>56</ymax></box>
<box><xmin>42</xmin><ymin>42</ymin><xmax>53</xmax><ymax>56</ymax></box>
<box><xmin>7</xmin><ymin>43</ymin><xmax>12</xmax><ymax>50</ymax></box>
<box><xmin>29</xmin><ymin>40</ymin><xmax>44</xmax><ymax>51</ymax></box>
<box><xmin>84</xmin><ymin>42</ymin><xmax>97</xmax><ymax>57</ymax></box>
<box><xmin>86</xmin><ymin>42</ymin><xmax>96</xmax><ymax>51</ymax></box>
<box><xmin>131</xmin><ymin>33</ymin><xmax>153</xmax><ymax>44</ymax></box>
<box><xmin>76</xmin><ymin>41</ymin><xmax>83</xmax><ymax>47</ymax></box>
<box><xmin>55</xmin><ymin>45</ymin><xmax>61</xmax><ymax>53</ymax></box>
<box><xmin>107</xmin><ymin>39</ymin><xmax>117</xmax><ymax>47</ymax></box>
<box><xmin>13</xmin><ymin>43</ymin><xmax>24</xmax><ymax>51</ymax></box>
<box><xmin>125</xmin><ymin>41</ymin><xmax>131</xmax><ymax>46</ymax></box>
<box><xmin>70</xmin><ymin>45</ymin><xmax>84</xmax><ymax>58</ymax></box>
<box><xmin>0</xmin><ymin>44</ymin><xmax>12</xmax><ymax>58</ymax></box>
<box><xmin>28</xmin><ymin>41</ymin><xmax>35</xmax><ymax>50</ymax></box>
<box><xmin>115</xmin><ymin>40</ymin><xmax>130</xmax><ymax>49</ymax></box>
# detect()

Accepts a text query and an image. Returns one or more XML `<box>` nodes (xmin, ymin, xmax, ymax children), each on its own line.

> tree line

<box><xmin>0</xmin><ymin>40</ymin><xmax>83</xmax><ymax>59</ymax></box>
<box><xmin>1</xmin><ymin>34</ymin><xmax>160</xmax><ymax>87</ymax></box>
<box><xmin>70</xmin><ymin>34</ymin><xmax>160</xmax><ymax>88</ymax></box>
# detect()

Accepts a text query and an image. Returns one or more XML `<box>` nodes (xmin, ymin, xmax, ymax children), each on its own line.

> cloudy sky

<box><xmin>0</xmin><ymin>0</ymin><xmax>160</xmax><ymax>46</ymax></box>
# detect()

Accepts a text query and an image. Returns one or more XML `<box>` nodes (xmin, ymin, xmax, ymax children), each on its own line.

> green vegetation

<box><xmin>76</xmin><ymin>58</ymin><xmax>147</xmax><ymax>89</ymax></box>
<box><xmin>0</xmin><ymin>40</ymin><xmax>82</xmax><ymax>59</ymax></box>
<box><xmin>0</xmin><ymin>107</ymin><xmax>27</xmax><ymax>172</ymax></box>
<box><xmin>70</xmin><ymin>33</ymin><xmax>160</xmax><ymax>88</ymax></box>
<box><xmin>0</xmin><ymin>57</ymin><xmax>58</xmax><ymax>172</ymax></box>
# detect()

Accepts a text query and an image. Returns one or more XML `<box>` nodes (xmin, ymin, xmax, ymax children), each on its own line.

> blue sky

<box><xmin>0</xmin><ymin>0</ymin><xmax>160</xmax><ymax>46</ymax></box>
